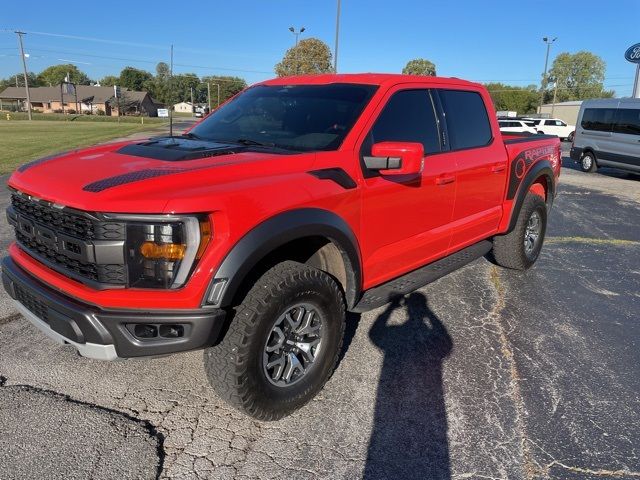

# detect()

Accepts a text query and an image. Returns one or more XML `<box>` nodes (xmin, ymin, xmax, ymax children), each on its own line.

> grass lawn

<box><xmin>0</xmin><ymin>121</ymin><xmax>159</xmax><ymax>174</ymax></box>
<box><xmin>3</xmin><ymin>111</ymin><xmax>167</xmax><ymax>124</ymax></box>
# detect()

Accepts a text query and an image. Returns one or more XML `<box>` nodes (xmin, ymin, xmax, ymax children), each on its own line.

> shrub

<box><xmin>67</xmin><ymin>109</ymin><xmax>77</xmax><ymax>114</ymax></box>
<box><xmin>96</xmin><ymin>109</ymin><xmax>106</xmax><ymax>116</ymax></box>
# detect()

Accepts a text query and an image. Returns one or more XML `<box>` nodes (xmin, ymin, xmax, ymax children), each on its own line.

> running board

<box><xmin>351</xmin><ymin>240</ymin><xmax>493</xmax><ymax>313</ymax></box>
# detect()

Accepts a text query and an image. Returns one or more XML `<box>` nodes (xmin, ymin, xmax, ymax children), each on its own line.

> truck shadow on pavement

<box><xmin>364</xmin><ymin>292</ymin><xmax>453</xmax><ymax>480</ymax></box>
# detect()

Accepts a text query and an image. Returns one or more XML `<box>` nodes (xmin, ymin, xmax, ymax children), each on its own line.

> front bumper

<box><xmin>569</xmin><ymin>146</ymin><xmax>583</xmax><ymax>162</ymax></box>
<box><xmin>2</xmin><ymin>256</ymin><xmax>227</xmax><ymax>360</ymax></box>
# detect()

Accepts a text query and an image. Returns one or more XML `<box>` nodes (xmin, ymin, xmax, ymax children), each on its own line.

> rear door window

<box><xmin>613</xmin><ymin>109</ymin><xmax>640</xmax><ymax>136</ymax></box>
<box><xmin>581</xmin><ymin>108</ymin><xmax>616</xmax><ymax>132</ymax></box>
<box><xmin>439</xmin><ymin>90</ymin><xmax>492</xmax><ymax>150</ymax></box>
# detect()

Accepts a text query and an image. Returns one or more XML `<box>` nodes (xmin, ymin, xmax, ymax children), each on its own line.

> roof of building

<box><xmin>0</xmin><ymin>85</ymin><xmax>158</xmax><ymax>104</ymax></box>
<box><xmin>541</xmin><ymin>100</ymin><xmax>583</xmax><ymax>107</ymax></box>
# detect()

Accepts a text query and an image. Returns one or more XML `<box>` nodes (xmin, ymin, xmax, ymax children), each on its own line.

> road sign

<box><xmin>114</xmin><ymin>85</ymin><xmax>121</xmax><ymax>98</ymax></box>
<box><xmin>157</xmin><ymin>108</ymin><xmax>169</xmax><ymax>118</ymax></box>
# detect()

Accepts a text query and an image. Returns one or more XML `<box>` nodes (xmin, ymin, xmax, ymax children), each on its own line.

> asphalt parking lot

<box><xmin>0</xmin><ymin>144</ymin><xmax>639</xmax><ymax>480</ymax></box>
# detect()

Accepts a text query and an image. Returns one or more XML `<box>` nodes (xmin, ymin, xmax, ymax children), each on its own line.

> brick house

<box><xmin>0</xmin><ymin>85</ymin><xmax>163</xmax><ymax>116</ymax></box>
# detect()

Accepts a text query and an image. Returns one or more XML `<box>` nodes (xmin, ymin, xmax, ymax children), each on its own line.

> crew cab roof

<box><xmin>259</xmin><ymin>73</ymin><xmax>481</xmax><ymax>89</ymax></box>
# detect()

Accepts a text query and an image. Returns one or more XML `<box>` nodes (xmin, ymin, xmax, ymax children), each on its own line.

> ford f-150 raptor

<box><xmin>2</xmin><ymin>74</ymin><xmax>561</xmax><ymax>420</ymax></box>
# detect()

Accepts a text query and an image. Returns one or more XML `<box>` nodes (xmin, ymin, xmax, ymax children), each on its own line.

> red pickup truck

<box><xmin>3</xmin><ymin>74</ymin><xmax>560</xmax><ymax>419</ymax></box>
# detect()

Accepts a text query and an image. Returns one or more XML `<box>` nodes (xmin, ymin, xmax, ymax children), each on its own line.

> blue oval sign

<box><xmin>625</xmin><ymin>43</ymin><xmax>640</xmax><ymax>63</ymax></box>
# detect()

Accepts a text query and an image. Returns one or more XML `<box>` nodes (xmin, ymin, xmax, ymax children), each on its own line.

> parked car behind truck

<box><xmin>570</xmin><ymin>98</ymin><xmax>640</xmax><ymax>173</ymax></box>
<box><xmin>3</xmin><ymin>74</ymin><xmax>561</xmax><ymax>420</ymax></box>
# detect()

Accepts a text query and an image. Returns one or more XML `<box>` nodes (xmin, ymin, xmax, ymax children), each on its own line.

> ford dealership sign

<box><xmin>625</xmin><ymin>43</ymin><xmax>640</xmax><ymax>63</ymax></box>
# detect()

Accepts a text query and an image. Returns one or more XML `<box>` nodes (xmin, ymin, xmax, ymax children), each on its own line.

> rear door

<box><xmin>610</xmin><ymin>107</ymin><xmax>640</xmax><ymax>170</ymax></box>
<box><xmin>358</xmin><ymin>86</ymin><xmax>456</xmax><ymax>288</ymax></box>
<box><xmin>435</xmin><ymin>88</ymin><xmax>508</xmax><ymax>252</ymax></box>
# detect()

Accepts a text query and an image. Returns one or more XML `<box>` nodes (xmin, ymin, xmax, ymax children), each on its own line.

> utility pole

<box><xmin>334</xmin><ymin>0</ymin><xmax>341</xmax><ymax>73</ymax></box>
<box><xmin>169</xmin><ymin>44</ymin><xmax>174</xmax><ymax>138</ymax></box>
<box><xmin>207</xmin><ymin>82</ymin><xmax>211</xmax><ymax>111</ymax></box>
<box><xmin>216</xmin><ymin>83</ymin><xmax>220</xmax><ymax>107</ymax></box>
<box><xmin>190</xmin><ymin>86</ymin><xmax>194</xmax><ymax>115</ymax></box>
<box><xmin>539</xmin><ymin>36</ymin><xmax>557</xmax><ymax>113</ymax></box>
<box><xmin>15</xmin><ymin>31</ymin><xmax>32</xmax><ymax>120</ymax></box>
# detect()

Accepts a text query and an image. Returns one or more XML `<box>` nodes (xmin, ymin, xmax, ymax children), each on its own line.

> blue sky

<box><xmin>1</xmin><ymin>0</ymin><xmax>638</xmax><ymax>96</ymax></box>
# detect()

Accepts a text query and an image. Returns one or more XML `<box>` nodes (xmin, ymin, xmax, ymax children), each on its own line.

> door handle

<box><xmin>436</xmin><ymin>175</ymin><xmax>455</xmax><ymax>185</ymax></box>
<box><xmin>491</xmin><ymin>164</ymin><xmax>506</xmax><ymax>173</ymax></box>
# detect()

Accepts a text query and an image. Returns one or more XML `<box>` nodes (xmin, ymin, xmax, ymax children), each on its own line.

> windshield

<box><xmin>190</xmin><ymin>83</ymin><xmax>377</xmax><ymax>152</ymax></box>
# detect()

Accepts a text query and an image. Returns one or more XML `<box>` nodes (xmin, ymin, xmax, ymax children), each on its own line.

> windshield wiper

<box><xmin>181</xmin><ymin>132</ymin><xmax>204</xmax><ymax>140</ymax></box>
<box><xmin>233</xmin><ymin>138</ymin><xmax>276</xmax><ymax>148</ymax></box>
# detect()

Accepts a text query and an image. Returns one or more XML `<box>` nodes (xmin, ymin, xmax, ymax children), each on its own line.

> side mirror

<box><xmin>364</xmin><ymin>142</ymin><xmax>424</xmax><ymax>176</ymax></box>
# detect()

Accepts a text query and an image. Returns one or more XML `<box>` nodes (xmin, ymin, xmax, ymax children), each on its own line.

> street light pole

<box><xmin>334</xmin><ymin>0</ymin><xmax>341</xmax><ymax>73</ymax></box>
<box><xmin>289</xmin><ymin>26</ymin><xmax>306</xmax><ymax>75</ymax></box>
<box><xmin>15</xmin><ymin>31</ymin><xmax>32</xmax><ymax>120</ymax></box>
<box><xmin>289</xmin><ymin>26</ymin><xmax>305</xmax><ymax>47</ymax></box>
<box><xmin>539</xmin><ymin>36</ymin><xmax>557</xmax><ymax>113</ymax></box>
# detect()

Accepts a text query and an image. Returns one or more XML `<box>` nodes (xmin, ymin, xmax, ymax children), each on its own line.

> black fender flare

<box><xmin>507</xmin><ymin>161</ymin><xmax>556</xmax><ymax>232</ymax></box>
<box><xmin>204</xmin><ymin>208</ymin><xmax>362</xmax><ymax>309</ymax></box>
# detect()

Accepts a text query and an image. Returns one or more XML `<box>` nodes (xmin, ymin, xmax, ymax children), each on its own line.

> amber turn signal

<box><xmin>196</xmin><ymin>219</ymin><xmax>211</xmax><ymax>259</ymax></box>
<box><xmin>140</xmin><ymin>242</ymin><xmax>186</xmax><ymax>261</ymax></box>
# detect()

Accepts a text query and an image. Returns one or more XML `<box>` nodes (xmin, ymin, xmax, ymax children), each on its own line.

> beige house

<box><xmin>173</xmin><ymin>101</ymin><xmax>194</xmax><ymax>113</ymax></box>
<box><xmin>0</xmin><ymin>85</ymin><xmax>163</xmax><ymax>116</ymax></box>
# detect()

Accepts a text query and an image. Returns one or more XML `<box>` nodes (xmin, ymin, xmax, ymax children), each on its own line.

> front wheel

<box><xmin>491</xmin><ymin>193</ymin><xmax>547</xmax><ymax>270</ymax></box>
<box><xmin>204</xmin><ymin>261</ymin><xmax>345</xmax><ymax>420</ymax></box>
<box><xmin>580</xmin><ymin>151</ymin><xmax>597</xmax><ymax>173</ymax></box>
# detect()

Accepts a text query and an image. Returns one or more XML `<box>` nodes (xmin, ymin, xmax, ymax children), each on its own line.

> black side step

<box><xmin>351</xmin><ymin>240</ymin><xmax>493</xmax><ymax>313</ymax></box>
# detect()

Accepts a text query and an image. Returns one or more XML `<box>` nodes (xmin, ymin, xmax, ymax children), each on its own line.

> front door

<box><xmin>359</xmin><ymin>87</ymin><xmax>456</xmax><ymax>289</ymax></box>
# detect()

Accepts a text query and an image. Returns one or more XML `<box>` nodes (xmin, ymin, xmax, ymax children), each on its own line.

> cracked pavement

<box><xmin>0</xmin><ymin>146</ymin><xmax>639</xmax><ymax>479</ymax></box>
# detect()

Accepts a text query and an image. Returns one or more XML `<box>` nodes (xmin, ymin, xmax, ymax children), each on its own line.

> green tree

<box><xmin>402</xmin><ymin>58</ymin><xmax>437</xmax><ymax>76</ymax></box>
<box><xmin>275</xmin><ymin>38</ymin><xmax>333</xmax><ymax>77</ymax></box>
<box><xmin>156</xmin><ymin>62</ymin><xmax>170</xmax><ymax>79</ymax></box>
<box><xmin>118</xmin><ymin>67</ymin><xmax>153</xmax><ymax>92</ymax></box>
<box><xmin>37</xmin><ymin>64</ymin><xmax>90</xmax><ymax>86</ymax></box>
<box><xmin>199</xmin><ymin>76</ymin><xmax>247</xmax><ymax>107</ymax></box>
<box><xmin>485</xmin><ymin>83</ymin><xmax>539</xmax><ymax>114</ymax></box>
<box><xmin>546</xmin><ymin>51</ymin><xmax>614</xmax><ymax>102</ymax></box>
<box><xmin>98</xmin><ymin>75</ymin><xmax>119</xmax><ymax>87</ymax></box>
<box><xmin>0</xmin><ymin>72</ymin><xmax>40</xmax><ymax>90</ymax></box>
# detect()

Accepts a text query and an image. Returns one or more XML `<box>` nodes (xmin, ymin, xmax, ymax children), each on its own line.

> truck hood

<box><xmin>8</xmin><ymin>137</ymin><xmax>316</xmax><ymax>213</ymax></box>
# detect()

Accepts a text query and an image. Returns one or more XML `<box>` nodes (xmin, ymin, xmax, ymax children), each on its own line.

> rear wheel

<box><xmin>580</xmin><ymin>151</ymin><xmax>597</xmax><ymax>173</ymax></box>
<box><xmin>204</xmin><ymin>261</ymin><xmax>345</xmax><ymax>420</ymax></box>
<box><xmin>568</xmin><ymin>131</ymin><xmax>575</xmax><ymax>142</ymax></box>
<box><xmin>491</xmin><ymin>193</ymin><xmax>547</xmax><ymax>270</ymax></box>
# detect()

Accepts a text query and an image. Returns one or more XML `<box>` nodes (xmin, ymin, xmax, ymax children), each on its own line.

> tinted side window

<box><xmin>614</xmin><ymin>109</ymin><xmax>640</xmax><ymax>135</ymax></box>
<box><xmin>581</xmin><ymin>108</ymin><xmax>616</xmax><ymax>132</ymax></box>
<box><xmin>440</xmin><ymin>90</ymin><xmax>492</xmax><ymax>149</ymax></box>
<box><xmin>369</xmin><ymin>90</ymin><xmax>441</xmax><ymax>154</ymax></box>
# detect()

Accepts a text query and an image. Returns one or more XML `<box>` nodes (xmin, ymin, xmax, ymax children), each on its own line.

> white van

<box><xmin>570</xmin><ymin>98</ymin><xmax>640</xmax><ymax>173</ymax></box>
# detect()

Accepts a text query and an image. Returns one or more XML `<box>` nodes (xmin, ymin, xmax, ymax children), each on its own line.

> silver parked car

<box><xmin>570</xmin><ymin>98</ymin><xmax>640</xmax><ymax>173</ymax></box>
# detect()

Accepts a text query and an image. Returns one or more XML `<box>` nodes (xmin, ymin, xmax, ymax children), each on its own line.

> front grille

<box><xmin>12</xmin><ymin>193</ymin><xmax>95</xmax><ymax>239</ymax></box>
<box><xmin>14</xmin><ymin>283</ymin><xmax>49</xmax><ymax>322</ymax></box>
<box><xmin>9</xmin><ymin>192</ymin><xmax>126</xmax><ymax>287</ymax></box>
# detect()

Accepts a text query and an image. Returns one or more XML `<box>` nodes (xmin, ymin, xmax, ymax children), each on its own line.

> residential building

<box><xmin>0</xmin><ymin>85</ymin><xmax>163</xmax><ymax>116</ymax></box>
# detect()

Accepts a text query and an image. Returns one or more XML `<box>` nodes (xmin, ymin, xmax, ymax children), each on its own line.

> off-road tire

<box><xmin>580</xmin><ymin>151</ymin><xmax>597</xmax><ymax>173</ymax></box>
<box><xmin>492</xmin><ymin>193</ymin><xmax>547</xmax><ymax>270</ymax></box>
<box><xmin>204</xmin><ymin>261</ymin><xmax>345</xmax><ymax>420</ymax></box>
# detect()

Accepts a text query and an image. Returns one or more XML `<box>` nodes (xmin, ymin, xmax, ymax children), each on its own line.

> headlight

<box><xmin>106</xmin><ymin>214</ymin><xmax>211</xmax><ymax>289</ymax></box>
